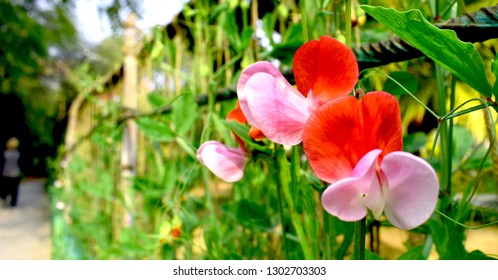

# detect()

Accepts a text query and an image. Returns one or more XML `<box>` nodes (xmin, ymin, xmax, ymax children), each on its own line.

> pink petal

<box><xmin>237</xmin><ymin>62</ymin><xmax>286</xmax><ymax>126</ymax></box>
<box><xmin>356</xmin><ymin>150</ymin><xmax>385</xmax><ymax>220</ymax></box>
<box><xmin>321</xmin><ymin>150</ymin><xmax>382</xmax><ymax>222</ymax></box>
<box><xmin>197</xmin><ymin>141</ymin><xmax>248</xmax><ymax>183</ymax></box>
<box><xmin>381</xmin><ymin>152</ymin><xmax>439</xmax><ymax>230</ymax></box>
<box><xmin>244</xmin><ymin>72</ymin><xmax>313</xmax><ymax>145</ymax></box>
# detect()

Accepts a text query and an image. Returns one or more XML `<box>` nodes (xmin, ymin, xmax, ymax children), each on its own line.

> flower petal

<box><xmin>237</xmin><ymin>61</ymin><xmax>286</xmax><ymax>126</ymax></box>
<box><xmin>197</xmin><ymin>141</ymin><xmax>248</xmax><ymax>183</ymax></box>
<box><xmin>321</xmin><ymin>150</ymin><xmax>381</xmax><ymax>222</ymax></box>
<box><xmin>245</xmin><ymin>72</ymin><xmax>313</xmax><ymax>145</ymax></box>
<box><xmin>226</xmin><ymin>101</ymin><xmax>247</xmax><ymax>124</ymax></box>
<box><xmin>293</xmin><ymin>36</ymin><xmax>358</xmax><ymax>107</ymax></box>
<box><xmin>249</xmin><ymin>126</ymin><xmax>265</xmax><ymax>141</ymax></box>
<box><xmin>381</xmin><ymin>151</ymin><xmax>439</xmax><ymax>230</ymax></box>
<box><xmin>361</xmin><ymin>92</ymin><xmax>403</xmax><ymax>158</ymax></box>
<box><xmin>356</xmin><ymin>150</ymin><xmax>385</xmax><ymax>220</ymax></box>
<box><xmin>303</xmin><ymin>92</ymin><xmax>403</xmax><ymax>183</ymax></box>
<box><xmin>303</xmin><ymin>96</ymin><xmax>366</xmax><ymax>183</ymax></box>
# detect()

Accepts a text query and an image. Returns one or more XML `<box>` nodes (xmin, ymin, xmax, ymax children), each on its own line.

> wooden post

<box><xmin>114</xmin><ymin>13</ymin><xmax>139</xmax><ymax>239</ymax></box>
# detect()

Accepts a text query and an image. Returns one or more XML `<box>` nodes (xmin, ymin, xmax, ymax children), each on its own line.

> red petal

<box><xmin>303</xmin><ymin>92</ymin><xmax>402</xmax><ymax>183</ymax></box>
<box><xmin>303</xmin><ymin>96</ymin><xmax>366</xmax><ymax>183</ymax></box>
<box><xmin>293</xmin><ymin>36</ymin><xmax>359</xmax><ymax>106</ymax></box>
<box><xmin>361</xmin><ymin>91</ymin><xmax>403</xmax><ymax>158</ymax></box>
<box><xmin>226</xmin><ymin>101</ymin><xmax>247</xmax><ymax>124</ymax></box>
<box><xmin>249</xmin><ymin>127</ymin><xmax>265</xmax><ymax>141</ymax></box>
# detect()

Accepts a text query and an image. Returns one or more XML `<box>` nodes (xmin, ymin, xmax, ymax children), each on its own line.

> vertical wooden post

<box><xmin>114</xmin><ymin>13</ymin><xmax>139</xmax><ymax>239</ymax></box>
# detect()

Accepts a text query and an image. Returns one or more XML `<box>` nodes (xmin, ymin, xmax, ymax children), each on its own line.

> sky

<box><xmin>75</xmin><ymin>0</ymin><xmax>186</xmax><ymax>43</ymax></box>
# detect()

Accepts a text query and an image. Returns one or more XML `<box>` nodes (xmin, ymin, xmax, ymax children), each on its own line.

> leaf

<box><xmin>239</xmin><ymin>27</ymin><xmax>254</xmax><ymax>52</ymax></box>
<box><xmin>223</xmin><ymin>120</ymin><xmax>271</xmax><ymax>153</ymax></box>
<box><xmin>384</xmin><ymin>71</ymin><xmax>419</xmax><ymax>96</ymax></box>
<box><xmin>452</xmin><ymin>125</ymin><xmax>475</xmax><ymax>165</ymax></box>
<box><xmin>492</xmin><ymin>53</ymin><xmax>498</xmax><ymax>100</ymax></box>
<box><xmin>464</xmin><ymin>250</ymin><xmax>496</xmax><ymax>260</ymax></box>
<box><xmin>171</xmin><ymin>92</ymin><xmax>198</xmax><ymax>136</ymax></box>
<box><xmin>147</xmin><ymin>91</ymin><xmax>169</xmax><ymax>109</ymax></box>
<box><xmin>269</xmin><ymin>42</ymin><xmax>302</xmax><ymax>66</ymax></box>
<box><xmin>403</xmin><ymin>132</ymin><xmax>427</xmax><ymax>153</ymax></box>
<box><xmin>361</xmin><ymin>5</ymin><xmax>493</xmax><ymax>97</ymax></box>
<box><xmin>221</xmin><ymin>199</ymin><xmax>273</xmax><ymax>230</ymax></box>
<box><xmin>221</xmin><ymin>10</ymin><xmax>241</xmax><ymax>51</ymax></box>
<box><xmin>136</xmin><ymin>117</ymin><xmax>174</xmax><ymax>142</ymax></box>
<box><xmin>397</xmin><ymin>244</ymin><xmax>426</xmax><ymax>260</ymax></box>
<box><xmin>365</xmin><ymin>249</ymin><xmax>382</xmax><ymax>260</ymax></box>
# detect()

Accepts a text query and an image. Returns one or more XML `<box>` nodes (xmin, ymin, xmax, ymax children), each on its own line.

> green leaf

<box><xmin>384</xmin><ymin>71</ymin><xmax>419</xmax><ymax>96</ymax></box>
<box><xmin>397</xmin><ymin>245</ymin><xmax>426</xmax><ymax>260</ymax></box>
<box><xmin>403</xmin><ymin>132</ymin><xmax>427</xmax><ymax>153</ymax></box>
<box><xmin>464</xmin><ymin>250</ymin><xmax>497</xmax><ymax>260</ymax></box>
<box><xmin>221</xmin><ymin>11</ymin><xmax>241</xmax><ymax>51</ymax></box>
<box><xmin>136</xmin><ymin>117</ymin><xmax>174</xmax><ymax>142</ymax></box>
<box><xmin>239</xmin><ymin>27</ymin><xmax>254</xmax><ymax>52</ymax></box>
<box><xmin>172</xmin><ymin>92</ymin><xmax>198</xmax><ymax>136</ymax></box>
<box><xmin>221</xmin><ymin>199</ymin><xmax>273</xmax><ymax>230</ymax></box>
<box><xmin>492</xmin><ymin>53</ymin><xmax>498</xmax><ymax>100</ymax></box>
<box><xmin>452</xmin><ymin>125</ymin><xmax>474</xmax><ymax>165</ymax></box>
<box><xmin>223</xmin><ymin>120</ymin><xmax>271</xmax><ymax>153</ymax></box>
<box><xmin>147</xmin><ymin>91</ymin><xmax>169</xmax><ymax>109</ymax></box>
<box><xmin>269</xmin><ymin>42</ymin><xmax>302</xmax><ymax>66</ymax></box>
<box><xmin>361</xmin><ymin>5</ymin><xmax>493</xmax><ymax>97</ymax></box>
<box><xmin>365</xmin><ymin>249</ymin><xmax>382</xmax><ymax>260</ymax></box>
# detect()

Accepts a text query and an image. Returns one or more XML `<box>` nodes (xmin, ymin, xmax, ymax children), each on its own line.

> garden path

<box><xmin>0</xmin><ymin>179</ymin><xmax>51</xmax><ymax>259</ymax></box>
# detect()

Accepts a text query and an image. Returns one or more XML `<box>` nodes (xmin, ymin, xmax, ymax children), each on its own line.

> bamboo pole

<box><xmin>113</xmin><ymin>13</ymin><xmax>139</xmax><ymax>239</ymax></box>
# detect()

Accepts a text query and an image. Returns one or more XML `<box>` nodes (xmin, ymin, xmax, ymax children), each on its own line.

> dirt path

<box><xmin>0</xmin><ymin>178</ymin><xmax>51</xmax><ymax>259</ymax></box>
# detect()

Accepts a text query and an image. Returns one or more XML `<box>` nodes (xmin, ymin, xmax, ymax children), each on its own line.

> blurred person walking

<box><xmin>1</xmin><ymin>137</ymin><xmax>22</xmax><ymax>207</ymax></box>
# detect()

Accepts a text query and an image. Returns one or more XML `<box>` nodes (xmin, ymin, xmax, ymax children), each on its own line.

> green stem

<box><xmin>345</xmin><ymin>0</ymin><xmax>352</xmax><ymax>47</ymax></box>
<box><xmin>353</xmin><ymin>218</ymin><xmax>366</xmax><ymax>260</ymax></box>
<box><xmin>323</xmin><ymin>211</ymin><xmax>332</xmax><ymax>259</ymax></box>
<box><xmin>300</xmin><ymin>0</ymin><xmax>309</xmax><ymax>42</ymax></box>
<box><xmin>275</xmin><ymin>168</ymin><xmax>289</xmax><ymax>259</ymax></box>
<box><xmin>435</xmin><ymin>65</ymin><xmax>450</xmax><ymax>195</ymax></box>
<box><xmin>275</xmin><ymin>145</ymin><xmax>313</xmax><ymax>259</ymax></box>
<box><xmin>447</xmin><ymin>75</ymin><xmax>456</xmax><ymax>194</ymax></box>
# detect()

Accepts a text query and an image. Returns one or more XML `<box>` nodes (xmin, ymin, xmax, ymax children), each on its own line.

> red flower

<box><xmin>303</xmin><ymin>92</ymin><xmax>439</xmax><ymax>229</ymax></box>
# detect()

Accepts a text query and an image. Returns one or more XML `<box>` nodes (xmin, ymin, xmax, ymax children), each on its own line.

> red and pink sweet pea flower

<box><xmin>236</xmin><ymin>36</ymin><xmax>358</xmax><ymax>146</ymax></box>
<box><xmin>197</xmin><ymin>102</ymin><xmax>259</xmax><ymax>183</ymax></box>
<box><xmin>303</xmin><ymin>92</ymin><xmax>439</xmax><ymax>230</ymax></box>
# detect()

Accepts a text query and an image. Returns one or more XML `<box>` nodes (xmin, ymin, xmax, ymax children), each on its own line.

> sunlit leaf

<box><xmin>361</xmin><ymin>5</ymin><xmax>493</xmax><ymax>97</ymax></box>
<box><xmin>492</xmin><ymin>53</ymin><xmax>498</xmax><ymax>100</ymax></box>
<box><xmin>147</xmin><ymin>91</ymin><xmax>169</xmax><ymax>109</ymax></box>
<box><xmin>172</xmin><ymin>92</ymin><xmax>198</xmax><ymax>136</ymax></box>
<box><xmin>365</xmin><ymin>249</ymin><xmax>382</xmax><ymax>260</ymax></box>
<box><xmin>397</xmin><ymin>245</ymin><xmax>426</xmax><ymax>260</ymax></box>
<box><xmin>136</xmin><ymin>117</ymin><xmax>174</xmax><ymax>142</ymax></box>
<box><xmin>465</xmin><ymin>250</ymin><xmax>496</xmax><ymax>260</ymax></box>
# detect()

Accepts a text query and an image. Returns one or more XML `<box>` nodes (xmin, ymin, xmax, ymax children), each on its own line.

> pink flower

<box><xmin>197</xmin><ymin>140</ymin><xmax>248</xmax><ymax>183</ymax></box>
<box><xmin>303</xmin><ymin>92</ymin><xmax>439</xmax><ymax>230</ymax></box>
<box><xmin>236</xmin><ymin>36</ymin><xmax>358</xmax><ymax>146</ymax></box>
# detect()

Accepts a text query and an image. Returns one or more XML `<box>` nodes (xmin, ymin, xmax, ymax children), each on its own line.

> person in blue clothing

<box><xmin>1</xmin><ymin>137</ymin><xmax>22</xmax><ymax>207</ymax></box>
